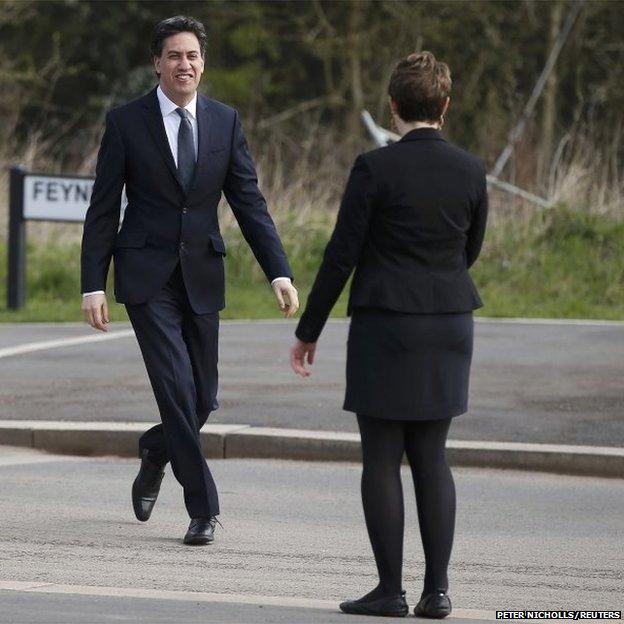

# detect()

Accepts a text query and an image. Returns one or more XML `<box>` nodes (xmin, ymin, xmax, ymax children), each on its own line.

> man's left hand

<box><xmin>272</xmin><ymin>278</ymin><xmax>299</xmax><ymax>318</ymax></box>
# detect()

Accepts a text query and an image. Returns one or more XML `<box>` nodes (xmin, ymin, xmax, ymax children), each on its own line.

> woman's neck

<box><xmin>394</xmin><ymin>117</ymin><xmax>440</xmax><ymax>137</ymax></box>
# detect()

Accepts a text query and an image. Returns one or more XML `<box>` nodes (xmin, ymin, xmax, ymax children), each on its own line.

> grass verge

<box><xmin>0</xmin><ymin>205</ymin><xmax>622</xmax><ymax>322</ymax></box>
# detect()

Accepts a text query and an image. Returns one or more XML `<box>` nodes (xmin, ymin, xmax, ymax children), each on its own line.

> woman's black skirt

<box><xmin>344</xmin><ymin>308</ymin><xmax>474</xmax><ymax>421</ymax></box>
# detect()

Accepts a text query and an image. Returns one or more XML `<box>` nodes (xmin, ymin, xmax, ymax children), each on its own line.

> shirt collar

<box><xmin>156</xmin><ymin>85</ymin><xmax>197</xmax><ymax>119</ymax></box>
<box><xmin>399</xmin><ymin>127</ymin><xmax>445</xmax><ymax>143</ymax></box>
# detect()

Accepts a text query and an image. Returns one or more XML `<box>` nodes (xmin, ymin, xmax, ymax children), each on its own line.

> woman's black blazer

<box><xmin>296</xmin><ymin>127</ymin><xmax>488</xmax><ymax>343</ymax></box>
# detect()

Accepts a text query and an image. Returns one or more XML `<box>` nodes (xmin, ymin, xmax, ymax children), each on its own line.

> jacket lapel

<box><xmin>190</xmin><ymin>95</ymin><xmax>212</xmax><ymax>192</ymax></box>
<box><xmin>140</xmin><ymin>88</ymin><xmax>184</xmax><ymax>191</ymax></box>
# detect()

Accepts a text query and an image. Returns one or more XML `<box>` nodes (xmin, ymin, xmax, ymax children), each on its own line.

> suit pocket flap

<box><xmin>209</xmin><ymin>234</ymin><xmax>226</xmax><ymax>256</ymax></box>
<box><xmin>115</xmin><ymin>231</ymin><xmax>148</xmax><ymax>248</ymax></box>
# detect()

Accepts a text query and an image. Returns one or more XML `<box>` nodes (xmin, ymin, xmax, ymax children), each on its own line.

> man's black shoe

<box><xmin>131</xmin><ymin>450</ymin><xmax>165</xmax><ymax>522</ymax></box>
<box><xmin>183</xmin><ymin>517</ymin><xmax>219</xmax><ymax>545</ymax></box>
<box><xmin>414</xmin><ymin>590</ymin><xmax>452</xmax><ymax>619</ymax></box>
<box><xmin>339</xmin><ymin>590</ymin><xmax>408</xmax><ymax>617</ymax></box>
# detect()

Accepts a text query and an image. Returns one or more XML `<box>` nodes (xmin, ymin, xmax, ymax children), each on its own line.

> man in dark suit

<box><xmin>80</xmin><ymin>16</ymin><xmax>298</xmax><ymax>545</ymax></box>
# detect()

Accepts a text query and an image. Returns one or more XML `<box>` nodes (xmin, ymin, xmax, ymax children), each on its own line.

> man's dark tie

<box><xmin>176</xmin><ymin>107</ymin><xmax>196</xmax><ymax>192</ymax></box>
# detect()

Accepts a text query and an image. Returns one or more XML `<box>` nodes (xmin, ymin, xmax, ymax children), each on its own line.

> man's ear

<box><xmin>153</xmin><ymin>55</ymin><xmax>161</xmax><ymax>77</ymax></box>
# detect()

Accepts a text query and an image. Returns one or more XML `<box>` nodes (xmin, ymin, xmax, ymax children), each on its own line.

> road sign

<box><xmin>22</xmin><ymin>173</ymin><xmax>95</xmax><ymax>222</ymax></box>
<box><xmin>7</xmin><ymin>167</ymin><xmax>125</xmax><ymax>309</ymax></box>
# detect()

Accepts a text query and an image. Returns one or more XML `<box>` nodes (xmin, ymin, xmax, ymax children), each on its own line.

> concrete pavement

<box><xmin>0</xmin><ymin>446</ymin><xmax>622</xmax><ymax>624</ymax></box>
<box><xmin>1</xmin><ymin>419</ymin><xmax>623</xmax><ymax>478</ymax></box>
<box><xmin>0</xmin><ymin>588</ymin><xmax>412</xmax><ymax>624</ymax></box>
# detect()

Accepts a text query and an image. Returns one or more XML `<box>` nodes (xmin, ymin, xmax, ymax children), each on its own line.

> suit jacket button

<box><xmin>182</xmin><ymin>207</ymin><xmax>188</xmax><ymax>215</ymax></box>
<box><xmin>179</xmin><ymin>242</ymin><xmax>185</xmax><ymax>250</ymax></box>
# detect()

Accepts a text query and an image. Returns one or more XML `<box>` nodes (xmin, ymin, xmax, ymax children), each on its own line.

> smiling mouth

<box><xmin>175</xmin><ymin>73</ymin><xmax>194</xmax><ymax>82</ymax></box>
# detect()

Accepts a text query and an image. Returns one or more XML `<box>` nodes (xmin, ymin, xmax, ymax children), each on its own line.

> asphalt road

<box><xmin>1</xmin><ymin>319</ymin><xmax>623</xmax><ymax>447</ymax></box>
<box><xmin>0</xmin><ymin>446</ymin><xmax>622</xmax><ymax>624</ymax></box>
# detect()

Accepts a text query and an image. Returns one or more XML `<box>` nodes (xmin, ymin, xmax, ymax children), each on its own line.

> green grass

<box><xmin>472</xmin><ymin>206</ymin><xmax>624</xmax><ymax>319</ymax></box>
<box><xmin>0</xmin><ymin>205</ymin><xmax>622</xmax><ymax>322</ymax></box>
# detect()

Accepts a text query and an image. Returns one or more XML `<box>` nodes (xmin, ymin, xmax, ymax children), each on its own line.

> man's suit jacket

<box><xmin>81</xmin><ymin>87</ymin><xmax>292</xmax><ymax>314</ymax></box>
<box><xmin>296</xmin><ymin>127</ymin><xmax>488</xmax><ymax>343</ymax></box>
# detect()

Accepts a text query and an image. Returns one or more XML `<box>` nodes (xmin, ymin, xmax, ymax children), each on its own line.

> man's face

<box><xmin>154</xmin><ymin>32</ymin><xmax>204</xmax><ymax>102</ymax></box>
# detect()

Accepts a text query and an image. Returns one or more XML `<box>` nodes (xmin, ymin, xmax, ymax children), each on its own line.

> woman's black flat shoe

<box><xmin>414</xmin><ymin>590</ymin><xmax>452</xmax><ymax>618</ymax></box>
<box><xmin>339</xmin><ymin>590</ymin><xmax>408</xmax><ymax>617</ymax></box>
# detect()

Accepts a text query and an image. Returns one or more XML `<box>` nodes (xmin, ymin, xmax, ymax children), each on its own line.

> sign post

<box><xmin>8</xmin><ymin>167</ymin><xmax>26</xmax><ymax>310</ymax></box>
<box><xmin>6</xmin><ymin>168</ymin><xmax>124</xmax><ymax>310</ymax></box>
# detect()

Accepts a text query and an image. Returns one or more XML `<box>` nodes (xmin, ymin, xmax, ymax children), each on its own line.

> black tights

<box><xmin>356</xmin><ymin>413</ymin><xmax>456</xmax><ymax>599</ymax></box>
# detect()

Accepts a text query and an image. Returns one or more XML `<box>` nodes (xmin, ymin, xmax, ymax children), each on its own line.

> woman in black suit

<box><xmin>290</xmin><ymin>51</ymin><xmax>487</xmax><ymax>618</ymax></box>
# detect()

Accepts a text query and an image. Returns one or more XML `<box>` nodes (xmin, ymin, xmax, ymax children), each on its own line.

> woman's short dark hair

<box><xmin>151</xmin><ymin>15</ymin><xmax>207</xmax><ymax>58</ymax></box>
<box><xmin>388</xmin><ymin>51</ymin><xmax>452</xmax><ymax>122</ymax></box>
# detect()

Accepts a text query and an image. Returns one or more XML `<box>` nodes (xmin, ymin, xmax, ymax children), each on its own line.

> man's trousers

<box><xmin>125</xmin><ymin>263</ymin><xmax>220</xmax><ymax>519</ymax></box>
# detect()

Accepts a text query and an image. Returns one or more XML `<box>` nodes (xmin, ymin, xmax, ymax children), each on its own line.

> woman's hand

<box><xmin>290</xmin><ymin>339</ymin><xmax>316</xmax><ymax>377</ymax></box>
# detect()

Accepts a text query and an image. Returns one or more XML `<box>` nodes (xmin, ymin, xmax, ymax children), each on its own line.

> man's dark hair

<box><xmin>151</xmin><ymin>15</ymin><xmax>207</xmax><ymax>59</ymax></box>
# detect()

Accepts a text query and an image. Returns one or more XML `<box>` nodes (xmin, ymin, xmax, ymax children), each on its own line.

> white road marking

<box><xmin>474</xmin><ymin>316</ymin><xmax>624</xmax><ymax>326</ymax></box>
<box><xmin>0</xmin><ymin>580</ymin><xmax>495</xmax><ymax>619</ymax></box>
<box><xmin>223</xmin><ymin>317</ymin><xmax>624</xmax><ymax>326</ymax></box>
<box><xmin>0</xmin><ymin>329</ymin><xmax>135</xmax><ymax>359</ymax></box>
<box><xmin>0</xmin><ymin>315</ymin><xmax>622</xmax><ymax>361</ymax></box>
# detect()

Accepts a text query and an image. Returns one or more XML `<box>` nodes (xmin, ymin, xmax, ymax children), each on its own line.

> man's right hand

<box><xmin>82</xmin><ymin>293</ymin><xmax>109</xmax><ymax>332</ymax></box>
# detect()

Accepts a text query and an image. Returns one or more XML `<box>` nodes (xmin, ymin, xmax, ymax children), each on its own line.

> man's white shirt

<box><xmin>157</xmin><ymin>85</ymin><xmax>199</xmax><ymax>165</ymax></box>
<box><xmin>83</xmin><ymin>87</ymin><xmax>290</xmax><ymax>297</ymax></box>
